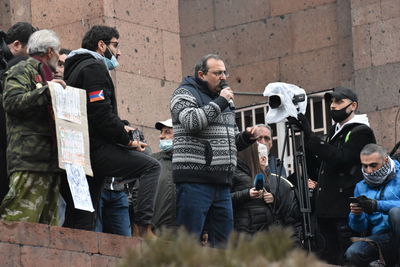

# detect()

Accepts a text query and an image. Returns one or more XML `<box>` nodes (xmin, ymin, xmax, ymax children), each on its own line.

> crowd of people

<box><xmin>0</xmin><ymin>22</ymin><xmax>399</xmax><ymax>266</ymax></box>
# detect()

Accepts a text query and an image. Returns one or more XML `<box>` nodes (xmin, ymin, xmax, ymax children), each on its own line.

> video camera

<box><xmin>263</xmin><ymin>82</ymin><xmax>308</xmax><ymax>124</ymax></box>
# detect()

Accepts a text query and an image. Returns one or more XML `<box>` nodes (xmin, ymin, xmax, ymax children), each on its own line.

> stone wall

<box><xmin>1</xmin><ymin>0</ymin><xmax>182</xmax><ymax>150</ymax></box>
<box><xmin>179</xmin><ymin>0</ymin><xmax>353</xmax><ymax>107</ymax></box>
<box><xmin>351</xmin><ymin>0</ymin><xmax>400</xmax><ymax>150</ymax></box>
<box><xmin>0</xmin><ymin>221</ymin><xmax>141</xmax><ymax>266</ymax></box>
<box><xmin>1</xmin><ymin>0</ymin><xmax>399</xmax><ymax>150</ymax></box>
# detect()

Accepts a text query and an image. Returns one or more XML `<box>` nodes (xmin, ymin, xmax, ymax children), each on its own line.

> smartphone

<box><xmin>129</xmin><ymin>129</ymin><xmax>140</xmax><ymax>141</ymax></box>
<box><xmin>349</xmin><ymin>197</ymin><xmax>359</xmax><ymax>204</ymax></box>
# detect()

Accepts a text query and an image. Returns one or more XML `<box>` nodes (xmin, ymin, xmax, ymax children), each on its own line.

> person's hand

<box><xmin>124</xmin><ymin>125</ymin><xmax>136</xmax><ymax>133</ymax></box>
<box><xmin>128</xmin><ymin>140</ymin><xmax>147</xmax><ymax>152</ymax></box>
<box><xmin>287</xmin><ymin>114</ymin><xmax>312</xmax><ymax>137</ymax></box>
<box><xmin>245</xmin><ymin>125</ymin><xmax>261</xmax><ymax>140</ymax></box>
<box><xmin>249</xmin><ymin>187</ymin><xmax>263</xmax><ymax>199</ymax></box>
<box><xmin>51</xmin><ymin>79</ymin><xmax>66</xmax><ymax>88</ymax></box>
<box><xmin>308</xmin><ymin>179</ymin><xmax>317</xmax><ymax>190</ymax></box>
<box><xmin>356</xmin><ymin>195</ymin><xmax>377</xmax><ymax>214</ymax></box>
<box><xmin>201</xmin><ymin>231</ymin><xmax>208</xmax><ymax>246</ymax></box>
<box><xmin>220</xmin><ymin>87</ymin><xmax>234</xmax><ymax>102</ymax></box>
<box><xmin>350</xmin><ymin>203</ymin><xmax>363</xmax><ymax>215</ymax></box>
<box><xmin>263</xmin><ymin>190</ymin><xmax>274</xmax><ymax>204</ymax></box>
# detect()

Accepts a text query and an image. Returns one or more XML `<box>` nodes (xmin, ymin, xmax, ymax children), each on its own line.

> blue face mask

<box><xmin>103</xmin><ymin>55</ymin><xmax>119</xmax><ymax>70</ymax></box>
<box><xmin>159</xmin><ymin>139</ymin><xmax>173</xmax><ymax>152</ymax></box>
<box><xmin>103</xmin><ymin>46</ymin><xmax>119</xmax><ymax>70</ymax></box>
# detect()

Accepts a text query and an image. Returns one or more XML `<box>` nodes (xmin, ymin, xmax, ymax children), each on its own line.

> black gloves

<box><xmin>287</xmin><ymin>113</ymin><xmax>313</xmax><ymax>137</ymax></box>
<box><xmin>357</xmin><ymin>195</ymin><xmax>377</xmax><ymax>214</ymax></box>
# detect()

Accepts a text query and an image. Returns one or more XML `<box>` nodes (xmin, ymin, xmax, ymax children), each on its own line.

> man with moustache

<box><xmin>0</xmin><ymin>29</ymin><xmax>66</xmax><ymax>224</ymax></box>
<box><xmin>170</xmin><ymin>54</ymin><xmax>260</xmax><ymax>247</ymax></box>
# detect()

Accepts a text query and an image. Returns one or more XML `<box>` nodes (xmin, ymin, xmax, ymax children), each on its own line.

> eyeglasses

<box><xmin>105</xmin><ymin>41</ymin><xmax>120</xmax><ymax>48</ymax></box>
<box><xmin>257</xmin><ymin>136</ymin><xmax>271</xmax><ymax>142</ymax></box>
<box><xmin>211</xmin><ymin>70</ymin><xmax>229</xmax><ymax>77</ymax></box>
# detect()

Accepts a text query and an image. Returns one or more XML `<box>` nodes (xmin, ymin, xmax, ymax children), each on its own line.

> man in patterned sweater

<box><xmin>170</xmin><ymin>54</ymin><xmax>259</xmax><ymax>247</ymax></box>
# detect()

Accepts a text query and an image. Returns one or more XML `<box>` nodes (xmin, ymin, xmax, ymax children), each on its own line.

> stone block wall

<box><xmin>1</xmin><ymin>0</ymin><xmax>181</xmax><ymax>150</ymax></box>
<box><xmin>0</xmin><ymin>221</ymin><xmax>141</xmax><ymax>267</ymax></box>
<box><xmin>351</xmin><ymin>0</ymin><xmax>400</xmax><ymax>150</ymax></box>
<box><xmin>1</xmin><ymin>0</ymin><xmax>399</xmax><ymax>150</ymax></box>
<box><xmin>179</xmin><ymin>0</ymin><xmax>353</xmax><ymax>108</ymax></box>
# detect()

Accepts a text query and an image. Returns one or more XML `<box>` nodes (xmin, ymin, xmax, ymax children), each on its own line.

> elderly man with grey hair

<box><xmin>0</xmin><ymin>29</ymin><xmax>66</xmax><ymax>225</ymax></box>
<box><xmin>256</xmin><ymin>124</ymin><xmax>287</xmax><ymax>177</ymax></box>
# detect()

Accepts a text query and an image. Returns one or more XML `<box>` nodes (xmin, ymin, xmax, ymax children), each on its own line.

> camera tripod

<box><xmin>279</xmin><ymin>121</ymin><xmax>315</xmax><ymax>252</ymax></box>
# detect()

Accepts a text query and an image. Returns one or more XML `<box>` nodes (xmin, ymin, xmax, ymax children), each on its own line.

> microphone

<box><xmin>220</xmin><ymin>80</ymin><xmax>235</xmax><ymax>110</ymax></box>
<box><xmin>254</xmin><ymin>173</ymin><xmax>265</xmax><ymax>191</ymax></box>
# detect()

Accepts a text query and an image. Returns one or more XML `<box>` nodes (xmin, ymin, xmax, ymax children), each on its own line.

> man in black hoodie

<box><xmin>63</xmin><ymin>25</ymin><xmax>160</xmax><ymax>237</ymax></box>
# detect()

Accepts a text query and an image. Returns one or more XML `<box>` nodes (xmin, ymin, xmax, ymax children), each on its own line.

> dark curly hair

<box><xmin>81</xmin><ymin>25</ymin><xmax>119</xmax><ymax>51</ymax></box>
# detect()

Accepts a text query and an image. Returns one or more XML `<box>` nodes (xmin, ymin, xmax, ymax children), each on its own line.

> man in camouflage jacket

<box><xmin>0</xmin><ymin>30</ymin><xmax>65</xmax><ymax>225</ymax></box>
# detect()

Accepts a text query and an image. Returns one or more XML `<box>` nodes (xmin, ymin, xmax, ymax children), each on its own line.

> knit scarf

<box><xmin>362</xmin><ymin>157</ymin><xmax>395</xmax><ymax>187</ymax></box>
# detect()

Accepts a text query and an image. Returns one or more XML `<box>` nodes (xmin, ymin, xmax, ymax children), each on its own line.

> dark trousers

<box><xmin>344</xmin><ymin>208</ymin><xmax>400</xmax><ymax>266</ymax></box>
<box><xmin>62</xmin><ymin>143</ymin><xmax>160</xmax><ymax>230</ymax></box>
<box><xmin>315</xmin><ymin>217</ymin><xmax>356</xmax><ymax>265</ymax></box>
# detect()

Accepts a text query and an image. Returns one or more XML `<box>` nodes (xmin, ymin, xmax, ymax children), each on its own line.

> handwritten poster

<box><xmin>65</xmin><ymin>163</ymin><xmax>94</xmax><ymax>212</ymax></box>
<box><xmin>49</xmin><ymin>82</ymin><xmax>93</xmax><ymax>212</ymax></box>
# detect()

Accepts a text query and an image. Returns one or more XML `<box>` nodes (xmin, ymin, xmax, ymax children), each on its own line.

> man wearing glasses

<box><xmin>170</xmin><ymin>54</ymin><xmax>260</xmax><ymax>247</ymax></box>
<box><xmin>63</xmin><ymin>25</ymin><xmax>160</xmax><ymax>237</ymax></box>
<box><xmin>256</xmin><ymin>124</ymin><xmax>287</xmax><ymax>177</ymax></box>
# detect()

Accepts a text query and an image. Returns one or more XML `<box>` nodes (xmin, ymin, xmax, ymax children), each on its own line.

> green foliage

<box><xmin>120</xmin><ymin>226</ymin><xmax>325</xmax><ymax>267</ymax></box>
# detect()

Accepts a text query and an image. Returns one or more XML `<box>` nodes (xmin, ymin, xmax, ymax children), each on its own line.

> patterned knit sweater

<box><xmin>170</xmin><ymin>76</ymin><xmax>253</xmax><ymax>185</ymax></box>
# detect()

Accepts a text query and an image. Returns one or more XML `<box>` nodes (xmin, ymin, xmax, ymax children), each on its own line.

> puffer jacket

<box><xmin>231</xmin><ymin>159</ymin><xmax>301</xmax><ymax>234</ymax></box>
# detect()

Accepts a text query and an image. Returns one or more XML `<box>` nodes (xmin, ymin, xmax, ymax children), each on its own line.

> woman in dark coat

<box><xmin>231</xmin><ymin>142</ymin><xmax>301</xmax><ymax>237</ymax></box>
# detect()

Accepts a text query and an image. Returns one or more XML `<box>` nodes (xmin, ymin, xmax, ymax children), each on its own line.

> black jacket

<box><xmin>231</xmin><ymin>159</ymin><xmax>301</xmax><ymax>235</ymax></box>
<box><xmin>64</xmin><ymin>53</ymin><xmax>130</xmax><ymax>150</ymax></box>
<box><xmin>306</xmin><ymin>120</ymin><xmax>376</xmax><ymax>218</ymax></box>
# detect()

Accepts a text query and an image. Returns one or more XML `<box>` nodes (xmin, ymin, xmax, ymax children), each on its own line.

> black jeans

<box><xmin>62</xmin><ymin>143</ymin><xmax>160</xmax><ymax>230</ymax></box>
<box><xmin>315</xmin><ymin>217</ymin><xmax>357</xmax><ymax>265</ymax></box>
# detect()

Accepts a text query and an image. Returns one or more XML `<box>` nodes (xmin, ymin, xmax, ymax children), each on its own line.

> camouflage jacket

<box><xmin>3</xmin><ymin>57</ymin><xmax>60</xmax><ymax>174</ymax></box>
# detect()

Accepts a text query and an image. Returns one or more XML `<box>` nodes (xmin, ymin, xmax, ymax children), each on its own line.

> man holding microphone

<box><xmin>170</xmin><ymin>54</ymin><xmax>259</xmax><ymax>247</ymax></box>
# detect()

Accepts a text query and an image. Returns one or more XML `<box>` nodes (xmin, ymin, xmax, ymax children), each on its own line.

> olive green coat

<box><xmin>2</xmin><ymin>57</ymin><xmax>60</xmax><ymax>174</ymax></box>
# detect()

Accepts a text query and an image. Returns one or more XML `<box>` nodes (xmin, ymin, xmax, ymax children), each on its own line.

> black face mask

<box><xmin>104</xmin><ymin>46</ymin><xmax>113</xmax><ymax>60</ymax></box>
<box><xmin>330</xmin><ymin>102</ymin><xmax>353</xmax><ymax>122</ymax></box>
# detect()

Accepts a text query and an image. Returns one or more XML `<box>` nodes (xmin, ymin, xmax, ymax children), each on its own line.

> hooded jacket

<box><xmin>170</xmin><ymin>76</ymin><xmax>253</xmax><ymax>185</ymax></box>
<box><xmin>306</xmin><ymin>114</ymin><xmax>376</xmax><ymax>218</ymax></box>
<box><xmin>349</xmin><ymin>159</ymin><xmax>400</xmax><ymax>235</ymax></box>
<box><xmin>63</xmin><ymin>49</ymin><xmax>130</xmax><ymax>150</ymax></box>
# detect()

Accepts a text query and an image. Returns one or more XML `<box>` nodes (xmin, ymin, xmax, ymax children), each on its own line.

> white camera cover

<box><xmin>263</xmin><ymin>82</ymin><xmax>307</xmax><ymax>123</ymax></box>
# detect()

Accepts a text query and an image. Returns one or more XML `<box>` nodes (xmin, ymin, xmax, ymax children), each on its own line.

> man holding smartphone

<box><xmin>345</xmin><ymin>144</ymin><xmax>400</xmax><ymax>266</ymax></box>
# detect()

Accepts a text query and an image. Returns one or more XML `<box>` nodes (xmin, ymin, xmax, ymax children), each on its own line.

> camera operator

<box><xmin>344</xmin><ymin>144</ymin><xmax>400</xmax><ymax>266</ymax></box>
<box><xmin>289</xmin><ymin>87</ymin><xmax>376</xmax><ymax>264</ymax></box>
